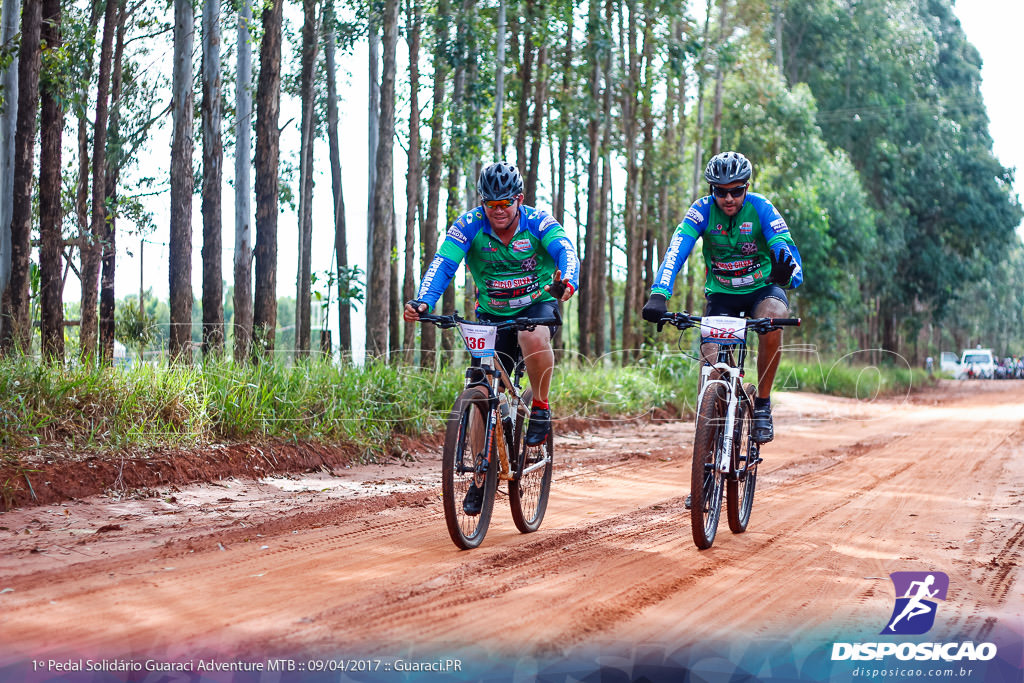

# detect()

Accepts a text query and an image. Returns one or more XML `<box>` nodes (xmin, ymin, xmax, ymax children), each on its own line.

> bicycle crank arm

<box><xmin>521</xmin><ymin>455</ymin><xmax>551</xmax><ymax>476</ymax></box>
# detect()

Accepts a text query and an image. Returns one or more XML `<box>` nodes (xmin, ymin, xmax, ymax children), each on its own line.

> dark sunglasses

<box><xmin>711</xmin><ymin>184</ymin><xmax>748</xmax><ymax>199</ymax></box>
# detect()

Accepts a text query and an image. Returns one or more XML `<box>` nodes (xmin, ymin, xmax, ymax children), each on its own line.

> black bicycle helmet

<box><xmin>477</xmin><ymin>161</ymin><xmax>524</xmax><ymax>201</ymax></box>
<box><xmin>704</xmin><ymin>151</ymin><xmax>752</xmax><ymax>185</ymax></box>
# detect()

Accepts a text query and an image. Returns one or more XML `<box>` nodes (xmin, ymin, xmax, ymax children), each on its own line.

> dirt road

<box><xmin>1</xmin><ymin>381</ymin><xmax>1022</xmax><ymax>681</ymax></box>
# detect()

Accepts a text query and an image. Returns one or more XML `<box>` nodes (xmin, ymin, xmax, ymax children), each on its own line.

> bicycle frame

<box><xmin>695</xmin><ymin>331</ymin><xmax>749</xmax><ymax>474</ymax></box>
<box><xmin>460</xmin><ymin>350</ymin><xmax>524</xmax><ymax>481</ymax></box>
<box><xmin>420</xmin><ymin>312</ymin><xmax>560</xmax><ymax>481</ymax></box>
<box><xmin>666</xmin><ymin>313</ymin><xmax>800</xmax><ymax>474</ymax></box>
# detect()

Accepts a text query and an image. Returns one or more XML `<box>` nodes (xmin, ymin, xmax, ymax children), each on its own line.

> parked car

<box><xmin>959</xmin><ymin>348</ymin><xmax>996</xmax><ymax>379</ymax></box>
<box><xmin>939</xmin><ymin>351</ymin><xmax>960</xmax><ymax>376</ymax></box>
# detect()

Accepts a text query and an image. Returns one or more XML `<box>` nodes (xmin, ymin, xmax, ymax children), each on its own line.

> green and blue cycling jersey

<box><xmin>652</xmin><ymin>192</ymin><xmax>804</xmax><ymax>298</ymax></box>
<box><xmin>417</xmin><ymin>205</ymin><xmax>580</xmax><ymax>316</ymax></box>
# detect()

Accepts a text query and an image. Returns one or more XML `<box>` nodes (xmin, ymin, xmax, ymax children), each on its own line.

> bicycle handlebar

<box><xmin>657</xmin><ymin>312</ymin><xmax>801</xmax><ymax>334</ymax></box>
<box><xmin>417</xmin><ymin>311</ymin><xmax>562</xmax><ymax>332</ymax></box>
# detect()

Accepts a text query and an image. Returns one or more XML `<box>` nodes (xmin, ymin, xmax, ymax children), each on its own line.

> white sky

<box><xmin>108</xmin><ymin>1</ymin><xmax>1024</xmax><ymax>352</ymax></box>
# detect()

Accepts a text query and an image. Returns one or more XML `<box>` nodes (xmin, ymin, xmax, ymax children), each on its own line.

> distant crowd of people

<box><xmin>993</xmin><ymin>357</ymin><xmax>1024</xmax><ymax>379</ymax></box>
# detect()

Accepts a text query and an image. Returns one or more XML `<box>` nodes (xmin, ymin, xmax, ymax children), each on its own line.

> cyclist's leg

<box><xmin>516</xmin><ymin>300</ymin><xmax>559</xmax><ymax>445</ymax></box>
<box><xmin>514</xmin><ymin>300</ymin><xmax>560</xmax><ymax>402</ymax></box>
<box><xmin>751</xmin><ymin>286</ymin><xmax>789</xmax><ymax>400</ymax></box>
<box><xmin>750</xmin><ymin>286</ymin><xmax>789</xmax><ymax>443</ymax></box>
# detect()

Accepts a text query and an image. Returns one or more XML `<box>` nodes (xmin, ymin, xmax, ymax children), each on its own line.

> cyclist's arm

<box><xmin>415</xmin><ymin>213</ymin><xmax>480</xmax><ymax>309</ymax></box>
<box><xmin>534</xmin><ymin>211</ymin><xmax>581</xmax><ymax>295</ymax></box>
<box><xmin>651</xmin><ymin>200</ymin><xmax>707</xmax><ymax>298</ymax></box>
<box><xmin>755</xmin><ymin>196</ymin><xmax>804</xmax><ymax>289</ymax></box>
<box><xmin>542</xmin><ymin>234</ymin><xmax>580</xmax><ymax>295</ymax></box>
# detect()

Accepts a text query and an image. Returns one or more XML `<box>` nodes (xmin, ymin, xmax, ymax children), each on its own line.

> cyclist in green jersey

<box><xmin>643</xmin><ymin>151</ymin><xmax>804</xmax><ymax>445</ymax></box>
<box><xmin>405</xmin><ymin>162</ymin><xmax>579</xmax><ymax>514</ymax></box>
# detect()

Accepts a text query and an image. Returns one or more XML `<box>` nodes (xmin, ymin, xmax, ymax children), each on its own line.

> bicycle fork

<box><xmin>700</xmin><ymin>363</ymin><xmax>739</xmax><ymax>474</ymax></box>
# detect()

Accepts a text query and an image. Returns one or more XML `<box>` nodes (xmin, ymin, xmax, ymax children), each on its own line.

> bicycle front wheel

<box><xmin>727</xmin><ymin>383</ymin><xmax>758</xmax><ymax>534</ymax></box>
<box><xmin>442</xmin><ymin>386</ymin><xmax>498</xmax><ymax>550</ymax></box>
<box><xmin>509</xmin><ymin>399</ymin><xmax>552</xmax><ymax>533</ymax></box>
<box><xmin>691</xmin><ymin>382</ymin><xmax>727</xmax><ymax>549</ymax></box>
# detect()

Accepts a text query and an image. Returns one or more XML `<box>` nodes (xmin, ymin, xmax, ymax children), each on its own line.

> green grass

<box><xmin>0</xmin><ymin>352</ymin><xmax>933</xmax><ymax>460</ymax></box>
<box><xmin>776</xmin><ymin>353</ymin><xmax>927</xmax><ymax>399</ymax></box>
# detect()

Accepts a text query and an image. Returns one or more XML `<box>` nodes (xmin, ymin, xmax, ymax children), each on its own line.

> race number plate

<box><xmin>458</xmin><ymin>322</ymin><xmax>498</xmax><ymax>358</ymax></box>
<box><xmin>700</xmin><ymin>315</ymin><xmax>747</xmax><ymax>345</ymax></box>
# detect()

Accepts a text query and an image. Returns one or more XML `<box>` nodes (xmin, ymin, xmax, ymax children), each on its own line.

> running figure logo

<box><xmin>882</xmin><ymin>571</ymin><xmax>949</xmax><ymax>635</ymax></box>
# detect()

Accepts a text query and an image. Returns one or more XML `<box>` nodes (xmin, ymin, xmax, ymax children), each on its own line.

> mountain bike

<box><xmin>417</xmin><ymin>311</ymin><xmax>560</xmax><ymax>550</ymax></box>
<box><xmin>658</xmin><ymin>312</ymin><xmax>800</xmax><ymax>549</ymax></box>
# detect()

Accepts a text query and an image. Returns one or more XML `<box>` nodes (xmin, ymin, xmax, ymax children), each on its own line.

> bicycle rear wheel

<box><xmin>509</xmin><ymin>391</ymin><xmax>552</xmax><ymax>533</ymax></box>
<box><xmin>691</xmin><ymin>382</ymin><xmax>727</xmax><ymax>549</ymax></box>
<box><xmin>727</xmin><ymin>383</ymin><xmax>758</xmax><ymax>534</ymax></box>
<box><xmin>442</xmin><ymin>386</ymin><xmax>498</xmax><ymax>549</ymax></box>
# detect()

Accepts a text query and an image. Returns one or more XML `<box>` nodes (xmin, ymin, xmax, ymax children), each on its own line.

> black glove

<box><xmin>768</xmin><ymin>249</ymin><xmax>796</xmax><ymax>287</ymax></box>
<box><xmin>547</xmin><ymin>280</ymin><xmax>566</xmax><ymax>299</ymax></box>
<box><xmin>406</xmin><ymin>299</ymin><xmax>429</xmax><ymax>313</ymax></box>
<box><xmin>642</xmin><ymin>293</ymin><xmax>668</xmax><ymax>323</ymax></box>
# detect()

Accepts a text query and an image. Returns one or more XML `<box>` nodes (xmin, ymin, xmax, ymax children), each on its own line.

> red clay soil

<box><xmin>0</xmin><ymin>380</ymin><xmax>1021</xmax><ymax>677</ymax></box>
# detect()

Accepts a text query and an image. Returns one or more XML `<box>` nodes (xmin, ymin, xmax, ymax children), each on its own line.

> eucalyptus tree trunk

<box><xmin>1</xmin><ymin>0</ymin><xmax>41</xmax><ymax>354</ymax></box>
<box><xmin>554</xmin><ymin>11</ymin><xmax>572</xmax><ymax>223</ymax></box>
<box><xmin>579</xmin><ymin>0</ymin><xmax>601</xmax><ymax>359</ymax></box>
<box><xmin>420</xmin><ymin>0</ymin><xmax>449</xmax><ymax>367</ymax></box>
<box><xmin>458</xmin><ymin>0</ymin><xmax>476</xmax><ymax>321</ymax></box>
<box><xmin>597</xmin><ymin>0</ymin><xmax>613</xmax><ymax>357</ymax></box>
<box><xmin>0</xmin><ymin>0</ymin><xmax>20</xmax><ymax>334</ymax></box>
<box><xmin>691</xmin><ymin>0</ymin><xmax>711</xmax><ymax>201</ymax></box>
<box><xmin>441</xmin><ymin>4</ymin><xmax>466</xmax><ymax>357</ymax></box>
<box><xmin>252</xmin><ymin>0</ymin><xmax>283</xmax><ymax>360</ymax></box>
<box><xmin>686</xmin><ymin>0</ymin><xmax>713</xmax><ymax>315</ymax></box>
<box><xmin>524</xmin><ymin>4</ymin><xmax>547</xmax><ymax>206</ymax></box>
<box><xmin>598</xmin><ymin>0</ymin><xmax>610</xmax><ymax>358</ymax></box>
<box><xmin>81</xmin><ymin>0</ymin><xmax>117</xmax><ymax>360</ymax></box>
<box><xmin>639</xmin><ymin>0</ymin><xmax>655</xmax><ymax>303</ymax></box>
<box><xmin>514</xmin><ymin>0</ymin><xmax>533</xmax><ymax>173</ymax></box>
<box><xmin>365</xmin><ymin>16</ymin><xmax>379</xmax><ymax>293</ymax></box>
<box><xmin>667</xmin><ymin>17</ymin><xmax>687</xmax><ymax>234</ymax></box>
<box><xmin>604</xmin><ymin>154</ymin><xmax>614</xmax><ymax>355</ymax></box>
<box><xmin>39</xmin><ymin>0</ymin><xmax>64</xmax><ymax>362</ymax></box>
<box><xmin>323</xmin><ymin>0</ymin><xmax>350</xmax><ymax>356</ymax></box>
<box><xmin>169</xmin><ymin>0</ymin><xmax>194</xmax><ymax>363</ymax></box>
<box><xmin>233</xmin><ymin>0</ymin><xmax>254</xmax><ymax>362</ymax></box>
<box><xmin>365</xmin><ymin>0</ymin><xmax>398</xmax><ymax>358</ymax></box>
<box><xmin>99</xmin><ymin>0</ymin><xmax>127</xmax><ymax>366</ymax></box>
<box><xmin>620</xmin><ymin>0</ymin><xmax>642</xmax><ymax>360</ymax></box>
<box><xmin>294</xmin><ymin>0</ymin><xmax>318</xmax><ymax>358</ymax></box>
<box><xmin>492</xmin><ymin>0</ymin><xmax>505</xmax><ymax>158</ymax></box>
<box><xmin>74</xmin><ymin>0</ymin><xmax>101</xmax><ymax>348</ymax></box>
<box><xmin>711</xmin><ymin>0</ymin><xmax>729</xmax><ymax>156</ymax></box>
<box><xmin>389</xmin><ymin>208</ymin><xmax>399</xmax><ymax>358</ymax></box>
<box><xmin>202</xmin><ymin>0</ymin><xmax>225</xmax><ymax>357</ymax></box>
<box><xmin>597</xmin><ymin>148</ymin><xmax>610</xmax><ymax>357</ymax></box>
<box><xmin>402</xmin><ymin>0</ymin><xmax>422</xmax><ymax>362</ymax></box>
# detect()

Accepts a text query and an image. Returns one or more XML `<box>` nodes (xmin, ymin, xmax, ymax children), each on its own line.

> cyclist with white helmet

<box><xmin>405</xmin><ymin>161</ymin><xmax>579</xmax><ymax>514</ymax></box>
<box><xmin>643</xmin><ymin>151</ymin><xmax>803</xmax><ymax>446</ymax></box>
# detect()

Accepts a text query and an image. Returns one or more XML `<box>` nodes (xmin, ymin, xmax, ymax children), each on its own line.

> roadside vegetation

<box><xmin>0</xmin><ymin>354</ymin><xmax>931</xmax><ymax>460</ymax></box>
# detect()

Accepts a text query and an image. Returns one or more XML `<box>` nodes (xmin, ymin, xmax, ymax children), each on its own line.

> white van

<box><xmin>959</xmin><ymin>348</ymin><xmax>996</xmax><ymax>379</ymax></box>
<box><xmin>939</xmin><ymin>351</ymin><xmax>960</xmax><ymax>376</ymax></box>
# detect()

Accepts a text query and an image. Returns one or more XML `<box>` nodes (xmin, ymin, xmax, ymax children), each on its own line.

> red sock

<box><xmin>532</xmin><ymin>399</ymin><xmax>549</xmax><ymax>410</ymax></box>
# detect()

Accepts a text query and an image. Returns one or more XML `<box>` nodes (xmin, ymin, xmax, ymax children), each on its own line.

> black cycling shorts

<box><xmin>475</xmin><ymin>299</ymin><xmax>561</xmax><ymax>377</ymax></box>
<box><xmin>704</xmin><ymin>285</ymin><xmax>789</xmax><ymax>318</ymax></box>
